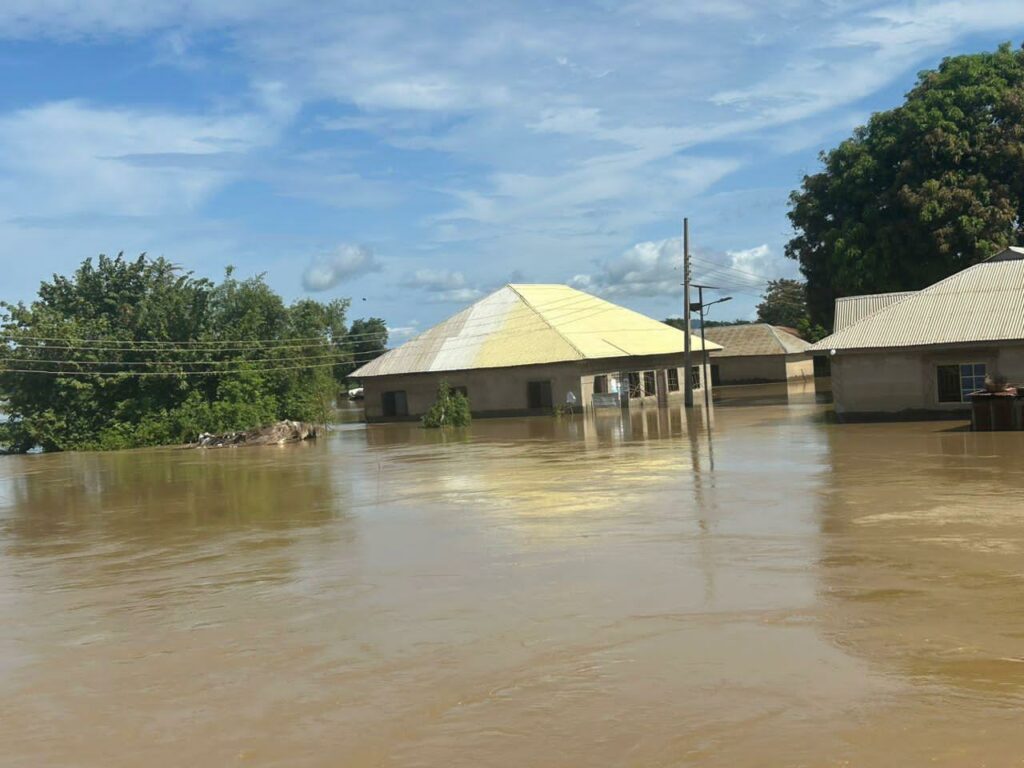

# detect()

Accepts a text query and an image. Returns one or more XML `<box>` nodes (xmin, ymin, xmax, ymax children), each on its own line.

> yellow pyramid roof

<box><xmin>352</xmin><ymin>284</ymin><xmax>720</xmax><ymax>377</ymax></box>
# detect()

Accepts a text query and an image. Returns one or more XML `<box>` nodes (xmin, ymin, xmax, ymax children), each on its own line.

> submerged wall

<box><xmin>711</xmin><ymin>354</ymin><xmax>813</xmax><ymax>384</ymax></box>
<box><xmin>359</xmin><ymin>353</ymin><xmax>711</xmax><ymax>421</ymax></box>
<box><xmin>830</xmin><ymin>343</ymin><xmax>1024</xmax><ymax>420</ymax></box>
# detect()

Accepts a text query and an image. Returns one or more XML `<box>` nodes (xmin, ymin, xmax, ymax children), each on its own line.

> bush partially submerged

<box><xmin>422</xmin><ymin>381</ymin><xmax>471</xmax><ymax>428</ymax></box>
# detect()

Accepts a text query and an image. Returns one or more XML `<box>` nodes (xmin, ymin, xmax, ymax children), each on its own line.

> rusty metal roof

<box><xmin>703</xmin><ymin>324</ymin><xmax>811</xmax><ymax>357</ymax></box>
<box><xmin>811</xmin><ymin>248</ymin><xmax>1024</xmax><ymax>353</ymax></box>
<box><xmin>352</xmin><ymin>284</ymin><xmax>721</xmax><ymax>377</ymax></box>
<box><xmin>833</xmin><ymin>291</ymin><xmax>916</xmax><ymax>331</ymax></box>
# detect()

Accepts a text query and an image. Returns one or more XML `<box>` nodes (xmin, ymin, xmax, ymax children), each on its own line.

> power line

<box><xmin>690</xmin><ymin>254</ymin><xmax>775</xmax><ymax>285</ymax></box>
<box><xmin>0</xmin><ymin>353</ymin><xmax>349</xmax><ymax>368</ymax></box>
<box><xmin>0</xmin><ymin>359</ymin><xmax>354</xmax><ymax>378</ymax></box>
<box><xmin>689</xmin><ymin>262</ymin><xmax>770</xmax><ymax>291</ymax></box>
<box><xmin>0</xmin><ymin>291</ymin><xmax>594</xmax><ymax>350</ymax></box>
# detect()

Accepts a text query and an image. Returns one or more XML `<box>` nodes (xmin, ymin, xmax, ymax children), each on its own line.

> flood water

<box><xmin>3</xmin><ymin>399</ymin><xmax>1024</xmax><ymax>766</ymax></box>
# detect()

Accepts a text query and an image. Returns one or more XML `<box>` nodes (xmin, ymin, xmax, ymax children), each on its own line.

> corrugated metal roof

<box><xmin>703</xmin><ymin>323</ymin><xmax>812</xmax><ymax>357</ymax></box>
<box><xmin>352</xmin><ymin>284</ymin><xmax>721</xmax><ymax>377</ymax></box>
<box><xmin>811</xmin><ymin>248</ymin><xmax>1024</xmax><ymax>352</ymax></box>
<box><xmin>833</xmin><ymin>291</ymin><xmax>916</xmax><ymax>331</ymax></box>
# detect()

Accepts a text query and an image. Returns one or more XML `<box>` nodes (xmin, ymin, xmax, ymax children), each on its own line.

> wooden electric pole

<box><xmin>682</xmin><ymin>218</ymin><xmax>694</xmax><ymax>408</ymax></box>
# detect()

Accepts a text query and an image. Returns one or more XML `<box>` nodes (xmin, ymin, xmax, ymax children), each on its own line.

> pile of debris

<box><xmin>193</xmin><ymin>420</ymin><xmax>319</xmax><ymax>448</ymax></box>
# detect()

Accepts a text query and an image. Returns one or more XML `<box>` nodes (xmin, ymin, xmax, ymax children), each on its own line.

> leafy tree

<box><xmin>753</xmin><ymin>280</ymin><xmax>828</xmax><ymax>342</ymax></box>
<box><xmin>788</xmin><ymin>43</ymin><xmax>1024</xmax><ymax>327</ymax></box>
<box><xmin>0</xmin><ymin>254</ymin><xmax>360</xmax><ymax>452</ymax></box>
<box><xmin>344</xmin><ymin>317</ymin><xmax>388</xmax><ymax>381</ymax></box>
<box><xmin>421</xmin><ymin>380</ymin><xmax>471</xmax><ymax>428</ymax></box>
<box><xmin>756</xmin><ymin>279</ymin><xmax>809</xmax><ymax>327</ymax></box>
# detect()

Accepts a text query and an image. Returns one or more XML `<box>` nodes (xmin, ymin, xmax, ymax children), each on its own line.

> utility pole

<box><xmin>697</xmin><ymin>285</ymin><xmax>710</xmax><ymax>412</ymax></box>
<box><xmin>682</xmin><ymin>218</ymin><xmax>693</xmax><ymax>408</ymax></box>
<box><xmin>692</xmin><ymin>287</ymin><xmax>732</xmax><ymax>417</ymax></box>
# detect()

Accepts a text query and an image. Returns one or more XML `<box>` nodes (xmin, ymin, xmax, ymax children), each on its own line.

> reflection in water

<box><xmin>1</xmin><ymin>407</ymin><xmax>1023</xmax><ymax>766</ymax></box>
<box><xmin>714</xmin><ymin>376</ymin><xmax>832</xmax><ymax>407</ymax></box>
<box><xmin>819</xmin><ymin>425</ymin><xmax>1024</xmax><ymax>692</ymax></box>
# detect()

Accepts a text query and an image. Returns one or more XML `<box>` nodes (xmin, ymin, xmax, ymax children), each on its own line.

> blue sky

<box><xmin>0</xmin><ymin>2</ymin><xmax>1021</xmax><ymax>340</ymax></box>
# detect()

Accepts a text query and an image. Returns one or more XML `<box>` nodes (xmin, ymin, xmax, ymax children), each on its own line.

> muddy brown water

<box><xmin>3</xmin><ymin>398</ymin><xmax>1024</xmax><ymax>766</ymax></box>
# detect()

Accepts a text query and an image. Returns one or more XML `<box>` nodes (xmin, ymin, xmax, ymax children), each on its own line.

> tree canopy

<box><xmin>0</xmin><ymin>254</ymin><xmax>387</xmax><ymax>453</ymax></box>
<box><xmin>755</xmin><ymin>279</ymin><xmax>808</xmax><ymax>327</ymax></box>
<box><xmin>787</xmin><ymin>43</ymin><xmax>1024</xmax><ymax>327</ymax></box>
<box><xmin>347</xmin><ymin>317</ymin><xmax>388</xmax><ymax>373</ymax></box>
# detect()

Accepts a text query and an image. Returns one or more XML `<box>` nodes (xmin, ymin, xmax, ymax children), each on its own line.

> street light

<box><xmin>690</xmin><ymin>287</ymin><xmax>733</xmax><ymax>413</ymax></box>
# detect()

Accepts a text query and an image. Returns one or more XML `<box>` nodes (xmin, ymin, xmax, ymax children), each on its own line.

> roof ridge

<box><xmin>816</xmin><ymin>285</ymin><xmax>926</xmax><ymax>346</ymax></box>
<box><xmin>765</xmin><ymin>324</ymin><xmax>790</xmax><ymax>351</ymax></box>
<box><xmin>836</xmin><ymin>290</ymin><xmax>916</xmax><ymax>302</ymax></box>
<box><xmin>812</xmin><ymin>257</ymin><xmax>1018</xmax><ymax>351</ymax></box>
<box><xmin>505</xmin><ymin>284</ymin><xmax>587</xmax><ymax>360</ymax></box>
<box><xmin>769</xmin><ymin>324</ymin><xmax>813</xmax><ymax>352</ymax></box>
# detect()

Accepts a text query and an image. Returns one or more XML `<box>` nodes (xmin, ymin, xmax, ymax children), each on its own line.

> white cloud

<box><xmin>387</xmin><ymin>323</ymin><xmax>419</xmax><ymax>341</ymax></box>
<box><xmin>400</xmin><ymin>268</ymin><xmax>483</xmax><ymax>303</ymax></box>
<box><xmin>0</xmin><ymin>100</ymin><xmax>275</xmax><ymax>218</ymax></box>
<box><xmin>727</xmin><ymin>244</ymin><xmax>771</xmax><ymax>276</ymax></box>
<box><xmin>302</xmin><ymin>244</ymin><xmax>383</xmax><ymax>292</ymax></box>
<box><xmin>0</xmin><ymin>0</ymin><xmax>1017</xmax><ymax>326</ymax></box>
<box><xmin>570</xmin><ymin>238</ymin><xmax>682</xmax><ymax>298</ymax></box>
<box><xmin>570</xmin><ymin>239</ymin><xmax>791</xmax><ymax>298</ymax></box>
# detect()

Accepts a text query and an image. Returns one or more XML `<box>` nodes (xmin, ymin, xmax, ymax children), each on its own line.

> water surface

<box><xmin>2</xmin><ymin>403</ymin><xmax>1023</xmax><ymax>766</ymax></box>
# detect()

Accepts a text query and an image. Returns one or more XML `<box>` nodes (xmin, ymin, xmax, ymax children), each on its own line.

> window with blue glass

<box><xmin>936</xmin><ymin>363</ymin><xmax>986</xmax><ymax>403</ymax></box>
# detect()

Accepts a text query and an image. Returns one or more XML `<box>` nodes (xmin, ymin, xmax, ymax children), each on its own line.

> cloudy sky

<box><xmin>0</xmin><ymin>1</ymin><xmax>1021</xmax><ymax>338</ymax></box>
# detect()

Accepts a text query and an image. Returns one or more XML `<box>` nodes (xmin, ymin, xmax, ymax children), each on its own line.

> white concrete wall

<box><xmin>831</xmin><ymin>344</ymin><xmax>1024</xmax><ymax>418</ymax></box>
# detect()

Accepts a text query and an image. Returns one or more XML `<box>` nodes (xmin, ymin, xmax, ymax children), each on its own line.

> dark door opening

<box><xmin>381</xmin><ymin>390</ymin><xmax>408</xmax><ymax>417</ymax></box>
<box><xmin>527</xmin><ymin>380</ymin><xmax>553</xmax><ymax>409</ymax></box>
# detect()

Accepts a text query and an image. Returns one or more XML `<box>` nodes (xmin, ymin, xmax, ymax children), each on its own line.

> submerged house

<box><xmin>352</xmin><ymin>284</ymin><xmax>721</xmax><ymax>422</ymax></box>
<box><xmin>702</xmin><ymin>323</ymin><xmax>813</xmax><ymax>385</ymax></box>
<box><xmin>811</xmin><ymin>247</ymin><xmax>1024</xmax><ymax>420</ymax></box>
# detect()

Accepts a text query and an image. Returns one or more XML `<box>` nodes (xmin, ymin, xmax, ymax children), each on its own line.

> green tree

<box><xmin>787</xmin><ymin>43</ymin><xmax>1024</xmax><ymax>327</ymax></box>
<box><xmin>421</xmin><ymin>381</ymin><xmax>471</xmax><ymax>428</ymax></box>
<box><xmin>756</xmin><ymin>279</ymin><xmax>808</xmax><ymax>327</ymax></box>
<box><xmin>0</xmin><ymin>254</ymin><xmax>356</xmax><ymax>452</ymax></box>
<box><xmin>344</xmin><ymin>317</ymin><xmax>388</xmax><ymax>380</ymax></box>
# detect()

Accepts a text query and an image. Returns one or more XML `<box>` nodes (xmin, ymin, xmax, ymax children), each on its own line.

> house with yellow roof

<box><xmin>351</xmin><ymin>284</ymin><xmax>720</xmax><ymax>421</ymax></box>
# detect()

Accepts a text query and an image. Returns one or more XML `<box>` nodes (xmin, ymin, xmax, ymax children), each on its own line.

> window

<box><xmin>937</xmin><ymin>363</ymin><xmax>986</xmax><ymax>403</ymax></box>
<box><xmin>594</xmin><ymin>375</ymin><xmax>608</xmax><ymax>394</ymax></box>
<box><xmin>628</xmin><ymin>372</ymin><xmax>642</xmax><ymax>398</ymax></box>
<box><xmin>381</xmin><ymin>390</ymin><xmax>408</xmax><ymax>417</ymax></box>
<box><xmin>711</xmin><ymin>365</ymin><xmax>721</xmax><ymax>387</ymax></box>
<box><xmin>691</xmin><ymin>366</ymin><xmax>702</xmax><ymax>390</ymax></box>
<box><xmin>527</xmin><ymin>380</ymin><xmax>553</xmax><ymax>409</ymax></box>
<box><xmin>643</xmin><ymin>370</ymin><xmax>656</xmax><ymax>396</ymax></box>
<box><xmin>667</xmin><ymin>368</ymin><xmax>679</xmax><ymax>392</ymax></box>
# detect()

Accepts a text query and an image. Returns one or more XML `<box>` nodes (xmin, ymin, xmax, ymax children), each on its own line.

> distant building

<box><xmin>701</xmin><ymin>324</ymin><xmax>813</xmax><ymax>385</ymax></box>
<box><xmin>811</xmin><ymin>247</ymin><xmax>1024</xmax><ymax>420</ymax></box>
<box><xmin>351</xmin><ymin>284</ymin><xmax>721</xmax><ymax>422</ymax></box>
<box><xmin>833</xmin><ymin>291</ymin><xmax>915</xmax><ymax>332</ymax></box>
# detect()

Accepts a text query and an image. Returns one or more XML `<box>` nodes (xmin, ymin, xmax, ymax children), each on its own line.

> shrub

<box><xmin>422</xmin><ymin>381</ymin><xmax>471</xmax><ymax>428</ymax></box>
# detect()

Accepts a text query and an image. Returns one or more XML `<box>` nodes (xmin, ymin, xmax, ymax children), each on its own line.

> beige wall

<box><xmin>362</xmin><ymin>362</ymin><xmax>584</xmax><ymax>420</ymax></box>
<box><xmin>785</xmin><ymin>357</ymin><xmax>815</xmax><ymax>382</ymax></box>
<box><xmin>361</xmin><ymin>354</ymin><xmax>711</xmax><ymax>421</ymax></box>
<box><xmin>831</xmin><ymin>343</ymin><xmax>1024</xmax><ymax>418</ymax></box>
<box><xmin>711</xmin><ymin>354</ymin><xmax>812</xmax><ymax>384</ymax></box>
